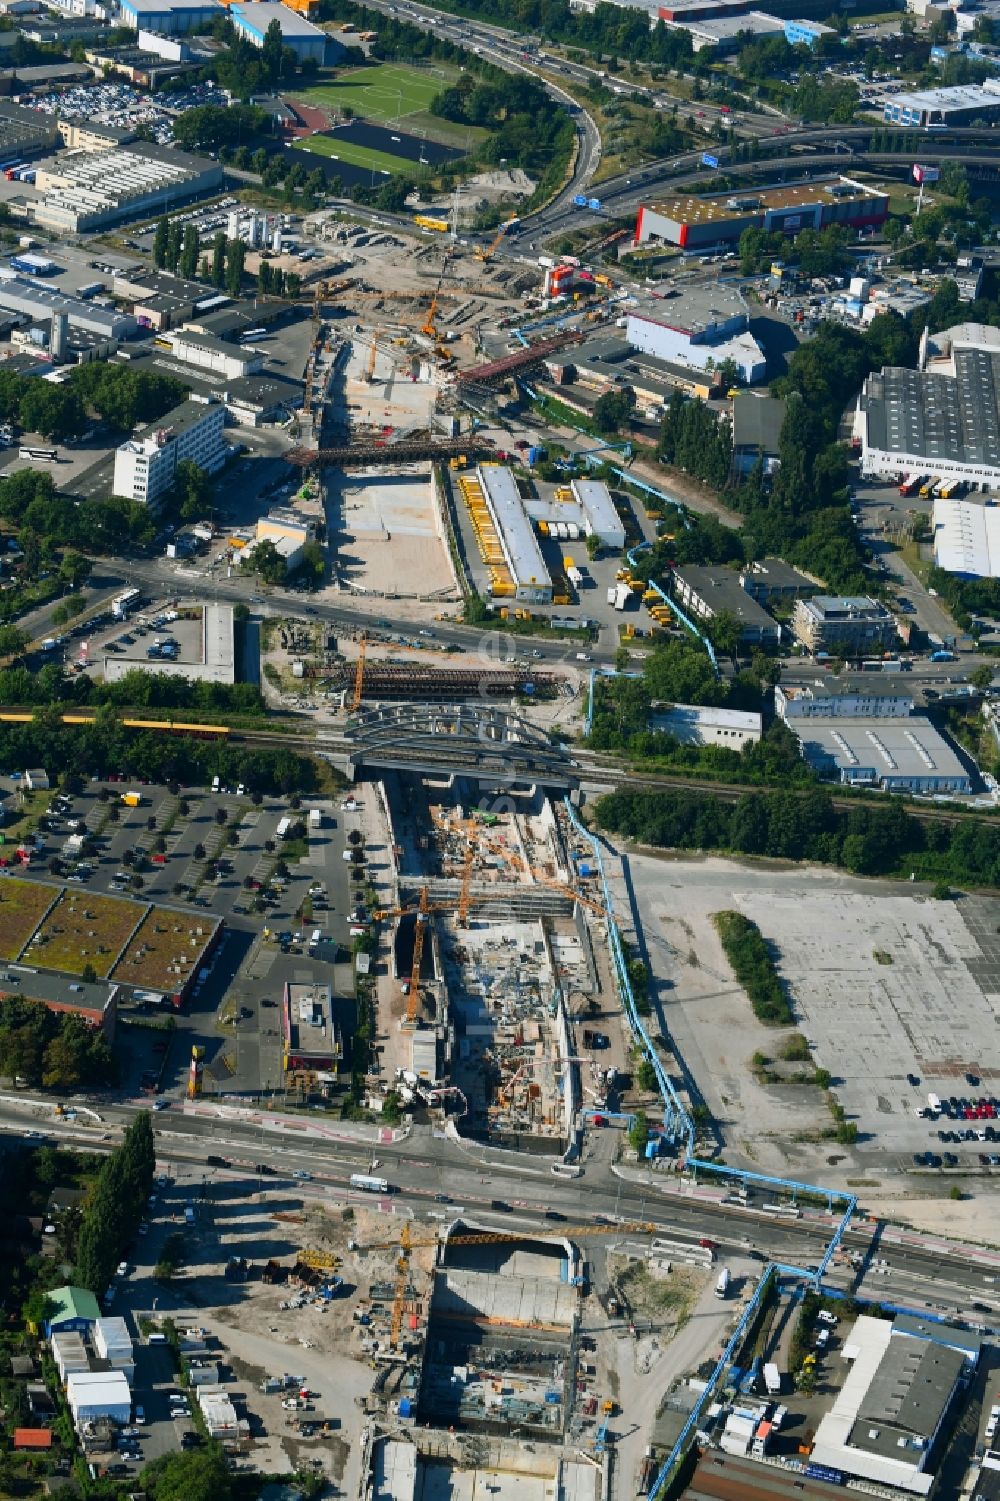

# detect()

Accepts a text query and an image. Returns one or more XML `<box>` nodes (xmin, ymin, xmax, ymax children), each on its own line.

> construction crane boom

<box><xmin>350</xmin><ymin>633</ymin><xmax>367</xmax><ymax>713</ymax></box>
<box><xmin>405</xmin><ymin>885</ymin><xmax>430</xmax><ymax>1024</ymax></box>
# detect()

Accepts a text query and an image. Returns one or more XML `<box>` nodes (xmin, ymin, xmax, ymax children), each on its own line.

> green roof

<box><xmin>48</xmin><ymin>1285</ymin><xmax>100</xmax><ymax>1325</ymax></box>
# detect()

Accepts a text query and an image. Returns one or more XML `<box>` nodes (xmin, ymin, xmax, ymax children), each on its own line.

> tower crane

<box><xmin>349</xmin><ymin>633</ymin><xmax>368</xmax><ymax>712</ymax></box>
<box><xmin>421</xmin><ymin>245</ymin><xmax>453</xmax><ymax>340</ymax></box>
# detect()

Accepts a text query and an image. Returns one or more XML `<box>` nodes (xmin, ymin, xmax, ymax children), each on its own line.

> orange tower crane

<box><xmin>350</xmin><ymin>633</ymin><xmax>367</xmax><ymax>712</ymax></box>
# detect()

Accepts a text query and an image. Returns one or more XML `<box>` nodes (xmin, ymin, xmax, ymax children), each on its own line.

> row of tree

<box><xmin>0</xmin><ymin>661</ymin><xmax>266</xmax><ymax>715</ymax></box>
<box><xmin>0</xmin><ymin>997</ymin><xmax>115</xmax><ymax>1091</ymax></box>
<box><xmin>76</xmin><ymin>1114</ymin><xmax>155</xmax><ymax>1293</ymax></box>
<box><xmin>594</xmin><ymin>785</ymin><xmax>1000</xmax><ymax>886</ymax></box>
<box><xmin>712</xmin><ymin>910</ymin><xmax>793</xmax><ymax>1025</ymax></box>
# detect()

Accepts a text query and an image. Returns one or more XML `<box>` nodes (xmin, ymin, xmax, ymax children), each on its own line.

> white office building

<box><xmin>113</xmin><ymin>397</ymin><xmax>225</xmax><ymax>512</ymax></box>
<box><xmin>650</xmin><ymin>702</ymin><xmax>762</xmax><ymax>749</ymax></box>
<box><xmin>167</xmin><ymin>328</ymin><xmax>264</xmax><ymax>381</ymax></box>
<box><xmin>625</xmin><ymin>284</ymin><xmax>766</xmax><ymax>384</ymax></box>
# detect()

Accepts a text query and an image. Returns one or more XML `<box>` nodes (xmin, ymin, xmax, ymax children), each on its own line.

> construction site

<box><xmin>370</xmin><ymin>777</ymin><xmax>619</xmax><ymax>1153</ymax></box>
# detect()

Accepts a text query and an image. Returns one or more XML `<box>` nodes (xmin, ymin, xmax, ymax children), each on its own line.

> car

<box><xmin>434</xmin><ymin>1192</ymin><xmax>450</xmax><ymax>1203</ymax></box>
<box><xmin>292</xmin><ymin>1170</ymin><xmax>312</xmax><ymax>1180</ymax></box>
<box><xmin>134</xmin><ymin>1407</ymin><xmax>145</xmax><ymax>1424</ymax></box>
<box><xmin>944</xmin><ymin>1152</ymin><xmax>958</xmax><ymax>1166</ymax></box>
<box><xmin>907</xmin><ymin>1072</ymin><xmax>920</xmax><ymax>1086</ymax></box>
<box><xmin>156</xmin><ymin>1174</ymin><xmax>170</xmax><ymax>1187</ymax></box>
<box><xmin>967</xmin><ymin>1071</ymin><xmax>980</xmax><ymax>1086</ymax></box>
<box><xmin>153</xmin><ymin>1099</ymin><xmax>168</xmax><ymax>1110</ymax></box>
<box><xmin>23</xmin><ymin>1130</ymin><xmax>45</xmax><ymax>1140</ymax></box>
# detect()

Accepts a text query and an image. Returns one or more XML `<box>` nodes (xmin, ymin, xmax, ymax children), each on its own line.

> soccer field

<box><xmin>295</xmin><ymin>63</ymin><xmax>453</xmax><ymax>125</ymax></box>
<box><xmin>292</xmin><ymin>133</ymin><xmax>415</xmax><ymax>177</ymax></box>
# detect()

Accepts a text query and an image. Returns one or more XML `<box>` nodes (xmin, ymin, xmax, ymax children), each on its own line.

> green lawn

<box><xmin>293</xmin><ymin>62</ymin><xmax>485</xmax><ymax>151</ymax></box>
<box><xmin>292</xmin><ymin>132</ymin><xmax>419</xmax><ymax>177</ymax></box>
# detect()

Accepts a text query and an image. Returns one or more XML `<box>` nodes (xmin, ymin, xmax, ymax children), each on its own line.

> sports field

<box><xmin>292</xmin><ymin>62</ymin><xmax>485</xmax><ymax>150</ymax></box>
<box><xmin>293</xmin><ymin>132</ymin><xmax>417</xmax><ymax>177</ymax></box>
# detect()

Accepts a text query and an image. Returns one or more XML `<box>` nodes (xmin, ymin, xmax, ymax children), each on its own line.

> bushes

<box><xmin>713</xmin><ymin>911</ymin><xmax>792</xmax><ymax>1026</ymax></box>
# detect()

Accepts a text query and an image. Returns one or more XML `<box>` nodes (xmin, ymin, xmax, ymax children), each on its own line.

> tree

<box><xmin>593</xmin><ymin>386</ymin><xmax>635</xmax><ymax>435</ymax></box>
<box><xmin>211</xmin><ymin>231</ymin><xmax>227</xmax><ymax>289</ymax></box>
<box><xmin>142</xmin><ymin>1444</ymin><xmax>233</xmax><ymax>1501</ymax></box>
<box><xmin>627</xmin><ymin>1110</ymin><xmax>649</xmax><ymax>1153</ymax></box>
<box><xmin>635</xmin><ymin>1057</ymin><xmax>657</xmax><ymax>1092</ymax></box>
<box><xmin>81</xmin><ymin>962</ymin><xmax>97</xmax><ymax>984</ymax></box>
<box><xmin>262</xmin><ymin>15</ymin><xmax>284</xmax><ymax>82</ymax></box>
<box><xmin>972</xmin><ymin>664</ymin><xmax>994</xmax><ymax>691</ymax></box>
<box><xmin>225</xmin><ymin>238</ymin><xmax>246</xmax><ymax>298</ymax></box>
<box><xmin>180</xmin><ymin>224</ymin><xmax>200</xmax><ymax>280</ymax></box>
<box><xmin>153</xmin><ymin>215</ymin><xmax>169</xmax><ymax>270</ymax></box>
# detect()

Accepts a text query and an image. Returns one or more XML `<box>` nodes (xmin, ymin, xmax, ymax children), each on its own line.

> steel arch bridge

<box><xmin>346</xmin><ymin>702</ymin><xmax>578</xmax><ymax>789</ymax></box>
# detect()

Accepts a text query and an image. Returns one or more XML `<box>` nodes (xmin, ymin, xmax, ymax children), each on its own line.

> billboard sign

<box><xmin>913</xmin><ymin>164</ymin><xmax>940</xmax><ymax>184</ymax></box>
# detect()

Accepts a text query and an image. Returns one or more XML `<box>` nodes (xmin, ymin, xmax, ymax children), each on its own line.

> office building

<box><xmin>255</xmin><ymin>507</ymin><xmax>318</xmax><ymax>570</ymax></box>
<box><xmin>33</xmin><ymin>141</ymin><xmax>222</xmax><ymax>233</ymax></box>
<box><xmin>809</xmin><ymin>1314</ymin><xmax>978</xmax><ymax>1490</ymax></box>
<box><xmin>569</xmin><ymin>477</ymin><xmax>625</xmax><ymax>549</ymax></box>
<box><xmin>775</xmin><ymin>683</ymin><xmax>914</xmax><ymax>719</ymax></box>
<box><xmin>282</xmin><ymin>981</ymin><xmax>342</xmax><ymax>1072</ymax></box>
<box><xmin>933</xmin><ymin>495</ymin><xmax>1000</xmax><ymax>577</ymax></box>
<box><xmin>230</xmin><ymin>1</ymin><xmax>331</xmax><ymax>61</ymax></box>
<box><xmin>222</xmin><ymin>371</ymin><xmax>302</xmax><ymax>426</ymax></box>
<box><xmin>790</xmin><ymin>717</ymin><xmax>971</xmax><ymax>793</ymax></box>
<box><xmin>625</xmin><ymin>283</ymin><xmax>765</xmax><ymax>384</ymax></box>
<box><xmin>883</xmin><ymin>79</ymin><xmax>1000</xmax><ymax>128</ymax></box>
<box><xmin>635</xmin><ymin>178</ymin><xmax>888</xmax><ymax>252</ymax></box>
<box><xmin>665</xmin><ymin>8</ymin><xmax>783</xmax><ymax>49</ymax></box>
<box><xmin>113</xmin><ymin>396</ymin><xmax>225</xmax><ymax>512</ymax></box>
<box><xmin>478</xmin><ymin>463</ymin><xmax>552</xmax><ymax>603</ymax></box>
<box><xmin>859</xmin><ymin>325</ymin><xmax>1000</xmax><ymax>493</ymax></box>
<box><xmin>791</xmin><ymin>595</ymin><xmax>897</xmax><ymax>655</ymax></box>
<box><xmin>117</xmin><ymin>0</ymin><xmax>223</xmax><ymax>30</ymax></box>
<box><xmin>166</xmin><ymin>328</ymin><xmax>264</xmax><ymax>380</ymax></box>
<box><xmin>650</xmin><ymin>702</ymin><xmax>762</xmax><ymax>748</ymax></box>
<box><xmin>671</xmin><ymin>564</ymin><xmax>780</xmax><ymax>645</ymax></box>
<box><xmin>739</xmin><ymin>557</ymin><xmax>815</xmax><ymax>603</ymax></box>
<box><xmin>56</xmin><ymin>118</ymin><xmax>134</xmax><ymax>150</ymax></box>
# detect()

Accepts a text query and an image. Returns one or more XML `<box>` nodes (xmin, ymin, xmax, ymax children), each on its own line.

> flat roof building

<box><xmin>665</xmin><ymin>7</ymin><xmax>783</xmax><ymax>48</ymax></box>
<box><xmin>477</xmin><ymin>463</ymin><xmax>552</xmax><ymax>604</ymax></box>
<box><xmin>223</xmin><ymin>371</ymin><xmax>302</xmax><ymax>426</ymax></box>
<box><xmin>0</xmin><ymin>279</ymin><xmax>134</xmax><ymax>339</ymax></box>
<box><xmin>112</xmin><ymin>396</ymin><xmax>225</xmax><ymax>512</ymax></box>
<box><xmin>230</xmin><ymin>1</ymin><xmax>330</xmax><ymax>60</ymax></box>
<box><xmin>636</xmin><ymin>177</ymin><xmax>889</xmax><ymax>252</ymax></box>
<box><xmin>282</xmin><ymin>980</ymin><xmax>342</xmax><ymax>1072</ymax></box>
<box><xmin>0</xmin><ymin>99</ymin><xmax>59</xmax><ymax>157</ymax></box>
<box><xmin>883</xmin><ymin>79</ymin><xmax>1000</xmax><ymax>128</ymax></box>
<box><xmin>167</xmin><ymin>327</ymin><xmax>264</xmax><ymax>380</ymax></box>
<box><xmin>118</xmin><ymin>0</ymin><xmax>223</xmax><ymax>31</ymax></box>
<box><xmin>791</xmin><ymin>716</ymin><xmax>971</xmax><ymax>793</ymax></box>
<box><xmin>671</xmin><ymin>564</ymin><xmax>780</xmax><ymax>645</ymax></box>
<box><xmin>626</xmin><ymin>282</ymin><xmax>765</xmax><ymax>384</ymax></box>
<box><xmin>739</xmin><ymin>556</ymin><xmax>815</xmax><ymax>603</ymax></box>
<box><xmin>731</xmin><ymin>391</ymin><xmax>785</xmax><ymax>475</ymax></box>
<box><xmin>34</xmin><ymin>141</ymin><xmax>222</xmax><ymax>233</ymax></box>
<box><xmin>791</xmin><ymin>595</ymin><xmax>897</xmax><ymax>655</ymax></box>
<box><xmin>66</xmin><ymin>1370</ymin><xmax>131</xmax><ymax>1427</ymax></box>
<box><xmin>776</xmin><ymin>683</ymin><xmax>915</xmax><ymax>719</ymax></box>
<box><xmin>569</xmin><ymin>477</ymin><xmax>625</xmax><ymax>549</ymax></box>
<box><xmin>650</xmin><ymin>702</ymin><xmax>762</xmax><ymax>748</ymax></box>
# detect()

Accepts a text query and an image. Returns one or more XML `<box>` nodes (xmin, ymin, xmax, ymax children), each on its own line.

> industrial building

<box><xmin>625</xmin><ymin>284</ymin><xmax>766</xmax><ymax>384</ymax></box>
<box><xmin>664</xmin><ymin>8</ymin><xmax>784</xmax><ymax>49</ymax></box>
<box><xmin>635</xmin><ymin>178</ymin><xmax>889</xmax><ymax>252</ymax></box>
<box><xmin>223</xmin><ymin>371</ymin><xmax>302</xmax><ymax>425</ymax></box>
<box><xmin>230</xmin><ymin>1</ymin><xmax>331</xmax><ymax>61</ymax></box>
<box><xmin>809</xmin><ymin>1314</ymin><xmax>978</xmax><ymax>1491</ymax></box>
<box><xmin>0</xmin><ymin>99</ymin><xmax>59</xmax><ymax>160</ymax></box>
<box><xmin>92</xmin><ymin>1318</ymin><xmax>134</xmax><ymax>1382</ymax></box>
<box><xmin>790</xmin><ymin>716</ymin><xmax>971</xmax><ymax>793</ymax></box>
<box><xmin>776</xmin><ymin>683</ymin><xmax>915</xmax><ymax>719</ymax></box>
<box><xmin>197</xmin><ymin>1385</ymin><xmax>242</xmax><ymax>1441</ymax></box>
<box><xmin>858</xmin><ymin>325</ymin><xmax>1000</xmax><ymax>493</ymax></box>
<box><xmin>44</xmin><ymin>1286</ymin><xmax>100</xmax><ymax>1337</ymax></box>
<box><xmin>117</xmin><ymin>0</ymin><xmax>224</xmax><ymax>31</ymax></box>
<box><xmin>255</xmin><ymin>506</ymin><xmax>319</xmax><ymax>571</ymax></box>
<box><xmin>670</xmin><ymin>564</ymin><xmax>781</xmax><ymax>646</ymax></box>
<box><xmin>477</xmin><ymin>464</ymin><xmax>552</xmax><ymax>603</ymax></box>
<box><xmin>569</xmin><ymin>477</ymin><xmax>625</xmax><ymax>549</ymax></box>
<box><xmin>66</xmin><ymin>1371</ymin><xmax>132</xmax><ymax>1427</ymax></box>
<box><xmin>791</xmin><ymin>595</ymin><xmax>897</xmax><ymax>656</ymax></box>
<box><xmin>103</xmin><ymin>602</ymin><xmax>234</xmax><ymax>684</ymax></box>
<box><xmin>783</xmin><ymin>16</ymin><xmax>834</xmax><ymax>43</ymax></box>
<box><xmin>165</xmin><ymin>328</ymin><xmax>264</xmax><ymax>380</ymax></box>
<box><xmin>0</xmin><ymin>279</ymin><xmax>133</xmax><ymax>339</ymax></box>
<box><xmin>33</xmin><ymin>141</ymin><xmax>223</xmax><ymax>233</ymax></box>
<box><xmin>282</xmin><ymin>981</ymin><xmax>342</xmax><ymax>1074</ymax></box>
<box><xmin>933</xmin><ymin>495</ymin><xmax>1000</xmax><ymax>576</ymax></box>
<box><xmin>650</xmin><ymin>702</ymin><xmax>762</xmax><ymax>748</ymax></box>
<box><xmin>883</xmin><ymin>79</ymin><xmax>1000</xmax><ymax>128</ymax></box>
<box><xmin>112</xmin><ymin>396</ymin><xmax>226</xmax><ymax>511</ymax></box>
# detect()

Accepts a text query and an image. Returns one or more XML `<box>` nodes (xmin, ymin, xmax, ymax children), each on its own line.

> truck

<box><xmin>614</xmin><ymin>580</ymin><xmax>632</xmax><ymax>611</ymax></box>
<box><xmin>184</xmin><ymin>1206</ymin><xmax>195</xmax><ymax>1225</ymax></box>
<box><xmin>276</xmin><ymin>816</ymin><xmax>292</xmax><ymax>840</ymax></box>
<box><xmin>899</xmin><ymin>474</ymin><xmax>922</xmax><ymax>498</ymax></box>
<box><xmin>121</xmin><ymin>791</ymin><xmax>141</xmax><ymax>808</ymax></box>
<box><xmin>606</xmin><ymin>585</ymin><xmax>617</xmax><ymax>606</ymax></box>
<box><xmin>763</xmin><ymin>1363</ymin><xmax>781</xmax><ymax>1396</ymax></box>
<box><xmin>715</xmin><ymin>1268</ymin><xmax>731</xmax><ymax>1299</ymax></box>
<box><xmin>930</xmin><ymin>650</ymin><xmax>955</xmax><ymax>662</ymax></box>
<box><xmin>308</xmin><ymin>808</ymin><xmax>323</xmax><ymax>828</ymax></box>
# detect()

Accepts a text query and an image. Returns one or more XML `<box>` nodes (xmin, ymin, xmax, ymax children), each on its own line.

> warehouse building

<box><xmin>883</xmin><ymin>79</ymin><xmax>1000</xmax><ymax>128</ymax></box>
<box><xmin>230</xmin><ymin>1</ymin><xmax>332</xmax><ymax>61</ymax></box>
<box><xmin>664</xmin><ymin>8</ymin><xmax>784</xmax><ymax>49</ymax></box>
<box><xmin>51</xmin><ymin>1332</ymin><xmax>89</xmax><ymax>1383</ymax></box>
<box><xmin>0</xmin><ymin>99</ymin><xmax>59</xmax><ymax>159</ymax></box>
<box><xmin>117</xmin><ymin>0</ymin><xmax>223</xmax><ymax>31</ymax></box>
<box><xmin>791</xmin><ymin>716</ymin><xmax>971</xmax><ymax>794</ymax></box>
<box><xmin>113</xmin><ymin>396</ymin><xmax>226</xmax><ymax>511</ymax></box>
<box><xmin>859</xmin><ymin>326</ymin><xmax>1000</xmax><ymax>494</ymax></box>
<box><xmin>635</xmin><ymin>178</ymin><xmax>889</xmax><ymax>252</ymax></box>
<box><xmin>626</xmin><ymin>283</ymin><xmax>765</xmax><ymax>384</ymax></box>
<box><xmin>92</xmin><ymin>1317</ymin><xmax>134</xmax><ymax>1382</ymax></box>
<box><xmin>223</xmin><ymin>371</ymin><xmax>302</xmax><ymax>426</ymax></box>
<box><xmin>255</xmin><ymin>507</ymin><xmax>318</xmax><ymax>571</ymax></box>
<box><xmin>478</xmin><ymin>464</ymin><xmax>552</xmax><ymax>604</ymax></box>
<box><xmin>809</xmin><ymin>1314</ymin><xmax>977</xmax><ymax>1490</ymax></box>
<box><xmin>0</xmin><ymin>279</ymin><xmax>134</xmax><ymax>339</ymax></box>
<box><xmin>791</xmin><ymin>595</ymin><xmax>897</xmax><ymax>655</ymax></box>
<box><xmin>569</xmin><ymin>477</ymin><xmax>625</xmax><ymax>549</ymax></box>
<box><xmin>44</xmin><ymin>1287</ymin><xmax>100</xmax><ymax>1337</ymax></box>
<box><xmin>933</xmin><ymin>495</ymin><xmax>1000</xmax><ymax>576</ymax></box>
<box><xmin>66</xmin><ymin>1371</ymin><xmax>132</xmax><ymax>1427</ymax></box>
<box><xmin>33</xmin><ymin>141</ymin><xmax>223</xmax><ymax>233</ymax></box>
<box><xmin>650</xmin><ymin>702</ymin><xmax>762</xmax><ymax>748</ymax></box>
<box><xmin>671</xmin><ymin>564</ymin><xmax>781</xmax><ymax>646</ymax></box>
<box><xmin>166</xmin><ymin>327</ymin><xmax>264</xmax><ymax>380</ymax></box>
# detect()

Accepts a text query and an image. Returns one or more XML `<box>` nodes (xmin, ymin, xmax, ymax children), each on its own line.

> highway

<box><xmin>6</xmin><ymin>1096</ymin><xmax>1000</xmax><ymax>1324</ymax></box>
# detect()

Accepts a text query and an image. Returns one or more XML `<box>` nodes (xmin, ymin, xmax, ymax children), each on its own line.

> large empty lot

<box><xmin>626</xmin><ymin>851</ymin><xmax>1000</xmax><ymax>1186</ymax></box>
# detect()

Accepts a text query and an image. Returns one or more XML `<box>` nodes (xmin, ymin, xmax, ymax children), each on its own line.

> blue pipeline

<box><xmin>626</xmin><ymin>539</ymin><xmax>720</xmax><ymax>674</ymax></box>
<box><xmin>563</xmin><ymin>797</ymin><xmax>859</xmax><ymax>1496</ymax></box>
